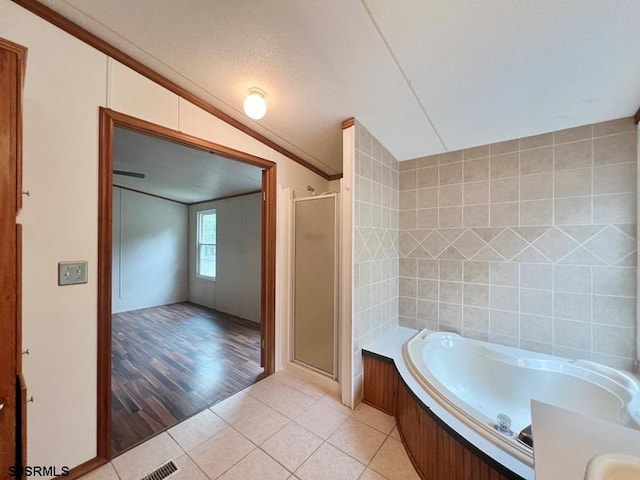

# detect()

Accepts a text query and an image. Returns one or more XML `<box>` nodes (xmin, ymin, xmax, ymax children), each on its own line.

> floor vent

<box><xmin>139</xmin><ymin>460</ymin><xmax>179</xmax><ymax>480</ymax></box>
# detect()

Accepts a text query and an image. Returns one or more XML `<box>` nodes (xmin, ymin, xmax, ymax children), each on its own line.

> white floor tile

<box><xmin>246</xmin><ymin>376</ymin><xmax>287</xmax><ymax>404</ymax></box>
<box><xmin>233</xmin><ymin>404</ymin><xmax>289</xmax><ymax>444</ymax></box>
<box><xmin>295</xmin><ymin>443</ymin><xmax>365</xmax><ymax>480</ymax></box>
<box><xmin>359</xmin><ymin>468</ymin><xmax>387</xmax><ymax>480</ymax></box>
<box><xmin>369</xmin><ymin>437</ymin><xmax>419</xmax><ymax>480</ymax></box>
<box><xmin>111</xmin><ymin>433</ymin><xmax>183</xmax><ymax>480</ymax></box>
<box><xmin>172</xmin><ymin>454</ymin><xmax>209</xmax><ymax>480</ymax></box>
<box><xmin>261</xmin><ymin>422</ymin><xmax>323</xmax><ymax>472</ymax></box>
<box><xmin>90</xmin><ymin>373</ymin><xmax>419</xmax><ymax>480</ymax></box>
<box><xmin>249</xmin><ymin>380</ymin><xmax>316</xmax><ymax>419</ymax></box>
<box><xmin>328</xmin><ymin>418</ymin><xmax>387</xmax><ymax>464</ymax></box>
<box><xmin>318</xmin><ymin>392</ymin><xmax>353</xmax><ymax>416</ymax></box>
<box><xmin>351</xmin><ymin>403</ymin><xmax>395</xmax><ymax>434</ymax></box>
<box><xmin>271</xmin><ymin>387</ymin><xmax>317</xmax><ymax>419</ymax></box>
<box><xmin>189</xmin><ymin>427</ymin><xmax>255</xmax><ymax>479</ymax></box>
<box><xmin>273</xmin><ymin>371</ymin><xmax>329</xmax><ymax>400</ymax></box>
<box><xmin>218</xmin><ymin>449</ymin><xmax>290</xmax><ymax>480</ymax></box>
<box><xmin>211</xmin><ymin>390</ymin><xmax>263</xmax><ymax>424</ymax></box>
<box><xmin>78</xmin><ymin>462</ymin><xmax>118</xmax><ymax>480</ymax></box>
<box><xmin>295</xmin><ymin>401</ymin><xmax>349</xmax><ymax>439</ymax></box>
<box><xmin>168</xmin><ymin>409</ymin><xmax>227</xmax><ymax>451</ymax></box>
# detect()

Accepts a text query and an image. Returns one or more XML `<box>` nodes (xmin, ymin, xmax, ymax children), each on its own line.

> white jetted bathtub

<box><xmin>403</xmin><ymin>330</ymin><xmax>640</xmax><ymax>466</ymax></box>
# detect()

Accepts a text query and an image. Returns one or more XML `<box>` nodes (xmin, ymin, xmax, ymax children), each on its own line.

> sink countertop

<box><xmin>532</xmin><ymin>401</ymin><xmax>640</xmax><ymax>480</ymax></box>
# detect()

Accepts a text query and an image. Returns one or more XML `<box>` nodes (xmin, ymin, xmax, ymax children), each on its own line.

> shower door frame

<box><xmin>290</xmin><ymin>192</ymin><xmax>339</xmax><ymax>379</ymax></box>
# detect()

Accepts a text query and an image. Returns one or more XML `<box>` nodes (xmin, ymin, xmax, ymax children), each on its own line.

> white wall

<box><xmin>189</xmin><ymin>193</ymin><xmax>262</xmax><ymax>323</ymax></box>
<box><xmin>1</xmin><ymin>0</ymin><xmax>330</xmax><ymax>474</ymax></box>
<box><xmin>6</xmin><ymin>4</ymin><xmax>106</xmax><ymax>469</ymax></box>
<box><xmin>112</xmin><ymin>187</ymin><xmax>188</xmax><ymax>313</ymax></box>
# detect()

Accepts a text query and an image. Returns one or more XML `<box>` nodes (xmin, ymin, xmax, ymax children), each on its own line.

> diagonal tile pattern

<box><xmin>86</xmin><ymin>371</ymin><xmax>416</xmax><ymax>480</ymax></box>
<box><xmin>489</xmin><ymin>229</ymin><xmax>528</xmax><ymax>261</ymax></box>
<box><xmin>452</xmin><ymin>230</ymin><xmax>485</xmax><ymax>259</ymax></box>
<box><xmin>397</xmin><ymin>117</ymin><xmax>638</xmax><ymax>368</ymax></box>
<box><xmin>531</xmin><ymin>228</ymin><xmax>579</xmax><ymax>263</ymax></box>
<box><xmin>583</xmin><ymin>225</ymin><xmax>636</xmax><ymax>265</ymax></box>
<box><xmin>396</xmin><ymin>224</ymin><xmax>636</xmax><ymax>266</ymax></box>
<box><xmin>421</xmin><ymin>231</ymin><xmax>449</xmax><ymax>257</ymax></box>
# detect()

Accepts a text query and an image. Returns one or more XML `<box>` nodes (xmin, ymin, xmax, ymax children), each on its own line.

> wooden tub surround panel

<box><xmin>362</xmin><ymin>351</ymin><xmax>522</xmax><ymax>480</ymax></box>
<box><xmin>362</xmin><ymin>353</ymin><xmax>398</xmax><ymax>416</ymax></box>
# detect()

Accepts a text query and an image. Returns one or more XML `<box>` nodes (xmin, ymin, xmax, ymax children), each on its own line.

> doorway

<box><xmin>97</xmin><ymin>108</ymin><xmax>276</xmax><ymax>459</ymax></box>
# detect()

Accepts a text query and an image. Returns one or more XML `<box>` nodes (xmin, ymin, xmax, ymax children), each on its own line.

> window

<box><xmin>197</xmin><ymin>209</ymin><xmax>216</xmax><ymax>279</ymax></box>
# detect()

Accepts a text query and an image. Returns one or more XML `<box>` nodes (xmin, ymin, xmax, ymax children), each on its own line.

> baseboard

<box><xmin>54</xmin><ymin>457</ymin><xmax>107</xmax><ymax>480</ymax></box>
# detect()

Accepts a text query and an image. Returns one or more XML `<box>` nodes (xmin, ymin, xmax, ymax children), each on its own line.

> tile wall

<box><xmin>352</xmin><ymin>121</ymin><xmax>400</xmax><ymax>399</ymax></box>
<box><xmin>398</xmin><ymin>117</ymin><xmax>638</xmax><ymax>369</ymax></box>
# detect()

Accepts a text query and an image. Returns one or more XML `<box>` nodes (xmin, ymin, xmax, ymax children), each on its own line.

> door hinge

<box><xmin>261</xmin><ymin>338</ymin><xmax>265</xmax><ymax>349</ymax></box>
<box><xmin>262</xmin><ymin>191</ymin><xmax>266</xmax><ymax>201</ymax></box>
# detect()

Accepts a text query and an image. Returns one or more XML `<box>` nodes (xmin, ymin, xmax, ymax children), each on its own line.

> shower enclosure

<box><xmin>292</xmin><ymin>193</ymin><xmax>338</xmax><ymax>378</ymax></box>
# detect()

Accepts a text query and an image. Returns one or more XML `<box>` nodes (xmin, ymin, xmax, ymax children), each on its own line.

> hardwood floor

<box><xmin>111</xmin><ymin>302</ymin><xmax>263</xmax><ymax>456</ymax></box>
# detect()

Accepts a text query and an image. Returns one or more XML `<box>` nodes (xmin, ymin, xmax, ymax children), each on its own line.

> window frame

<box><xmin>196</xmin><ymin>208</ymin><xmax>217</xmax><ymax>281</ymax></box>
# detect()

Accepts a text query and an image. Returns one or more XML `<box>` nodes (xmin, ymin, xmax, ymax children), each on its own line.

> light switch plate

<box><xmin>58</xmin><ymin>261</ymin><xmax>88</xmax><ymax>286</ymax></box>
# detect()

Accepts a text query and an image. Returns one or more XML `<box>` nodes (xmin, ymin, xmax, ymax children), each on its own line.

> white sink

<box><xmin>585</xmin><ymin>454</ymin><xmax>640</xmax><ymax>480</ymax></box>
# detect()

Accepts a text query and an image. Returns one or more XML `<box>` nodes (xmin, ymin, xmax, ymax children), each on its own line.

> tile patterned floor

<box><xmin>82</xmin><ymin>371</ymin><xmax>419</xmax><ymax>480</ymax></box>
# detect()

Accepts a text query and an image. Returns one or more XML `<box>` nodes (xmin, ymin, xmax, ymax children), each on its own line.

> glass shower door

<box><xmin>293</xmin><ymin>194</ymin><xmax>337</xmax><ymax>378</ymax></box>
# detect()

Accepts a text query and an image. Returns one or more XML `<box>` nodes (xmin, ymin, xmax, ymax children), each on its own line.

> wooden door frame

<box><xmin>0</xmin><ymin>36</ymin><xmax>26</xmax><ymax>476</ymax></box>
<box><xmin>97</xmin><ymin>107</ymin><xmax>277</xmax><ymax>460</ymax></box>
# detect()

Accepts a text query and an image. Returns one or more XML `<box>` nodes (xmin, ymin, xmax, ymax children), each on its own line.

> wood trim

<box><xmin>327</xmin><ymin>173</ymin><xmax>343</xmax><ymax>181</ymax></box>
<box><xmin>0</xmin><ymin>38</ymin><xmax>26</xmax><ymax>212</ymax></box>
<box><xmin>261</xmin><ymin>167</ymin><xmax>277</xmax><ymax>374</ymax></box>
<box><xmin>188</xmin><ymin>189</ymin><xmax>263</xmax><ymax>206</ymax></box>
<box><xmin>0</xmin><ymin>38</ymin><xmax>24</xmax><ymax>478</ymax></box>
<box><xmin>113</xmin><ymin>184</ymin><xmax>188</xmax><ymax>206</ymax></box>
<box><xmin>634</xmin><ymin>106</ymin><xmax>640</xmax><ymax>125</ymax></box>
<box><xmin>341</xmin><ymin>117</ymin><xmax>355</xmax><ymax>129</ymax></box>
<box><xmin>15</xmin><ymin>224</ymin><xmax>22</xmax><ymax>373</ymax></box>
<box><xmin>106</xmin><ymin>109</ymin><xmax>275</xmax><ymax>170</ymax></box>
<box><xmin>12</xmin><ymin>0</ymin><xmax>331</xmax><ymax>180</ymax></box>
<box><xmin>0</xmin><ymin>37</ymin><xmax>28</xmax><ymax>56</ymax></box>
<box><xmin>53</xmin><ymin>457</ymin><xmax>108</xmax><ymax>480</ymax></box>
<box><xmin>98</xmin><ymin>107</ymin><xmax>277</xmax><ymax>466</ymax></box>
<box><xmin>97</xmin><ymin>109</ymin><xmax>112</xmax><ymax>460</ymax></box>
<box><xmin>114</xmin><ymin>184</ymin><xmax>266</xmax><ymax>208</ymax></box>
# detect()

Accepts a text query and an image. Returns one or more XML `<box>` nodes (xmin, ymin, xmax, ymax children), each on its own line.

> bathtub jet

<box><xmin>403</xmin><ymin>330</ymin><xmax>640</xmax><ymax>466</ymax></box>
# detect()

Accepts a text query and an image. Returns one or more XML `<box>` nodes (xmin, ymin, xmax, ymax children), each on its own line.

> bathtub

<box><xmin>403</xmin><ymin>330</ymin><xmax>640</xmax><ymax>466</ymax></box>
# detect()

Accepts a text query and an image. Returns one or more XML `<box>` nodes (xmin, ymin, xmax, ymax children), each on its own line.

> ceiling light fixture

<box><xmin>243</xmin><ymin>88</ymin><xmax>267</xmax><ymax>120</ymax></box>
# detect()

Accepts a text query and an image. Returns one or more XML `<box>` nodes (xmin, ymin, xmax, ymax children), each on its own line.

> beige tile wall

<box><xmin>398</xmin><ymin>117</ymin><xmax>638</xmax><ymax>369</ymax></box>
<box><xmin>353</xmin><ymin>121</ymin><xmax>399</xmax><ymax>400</ymax></box>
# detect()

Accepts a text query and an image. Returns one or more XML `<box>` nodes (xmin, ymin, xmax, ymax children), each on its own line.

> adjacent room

<box><xmin>110</xmin><ymin>127</ymin><xmax>264</xmax><ymax>454</ymax></box>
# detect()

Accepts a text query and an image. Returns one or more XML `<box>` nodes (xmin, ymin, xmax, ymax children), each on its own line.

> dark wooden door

<box><xmin>0</xmin><ymin>37</ymin><xmax>25</xmax><ymax>476</ymax></box>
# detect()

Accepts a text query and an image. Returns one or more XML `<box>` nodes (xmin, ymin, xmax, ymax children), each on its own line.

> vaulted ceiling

<box><xmin>40</xmin><ymin>0</ymin><xmax>640</xmax><ymax>176</ymax></box>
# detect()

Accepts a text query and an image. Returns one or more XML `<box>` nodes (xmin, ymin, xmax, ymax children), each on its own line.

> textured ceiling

<box><xmin>40</xmin><ymin>1</ymin><xmax>640</xmax><ymax>175</ymax></box>
<box><xmin>113</xmin><ymin>127</ymin><xmax>263</xmax><ymax>204</ymax></box>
